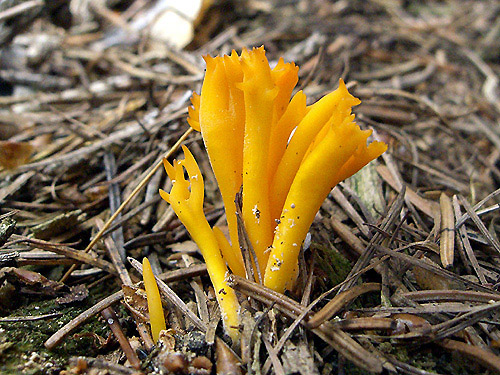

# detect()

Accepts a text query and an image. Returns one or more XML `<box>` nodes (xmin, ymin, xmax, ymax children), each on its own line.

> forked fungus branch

<box><xmin>158</xmin><ymin>46</ymin><xmax>387</xmax><ymax>340</ymax></box>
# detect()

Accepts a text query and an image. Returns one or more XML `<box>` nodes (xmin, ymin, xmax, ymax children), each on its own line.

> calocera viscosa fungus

<box><xmin>161</xmin><ymin>46</ymin><xmax>387</xmax><ymax>339</ymax></box>
<box><xmin>159</xmin><ymin>145</ymin><xmax>240</xmax><ymax>341</ymax></box>
<box><xmin>142</xmin><ymin>257</ymin><xmax>166</xmax><ymax>342</ymax></box>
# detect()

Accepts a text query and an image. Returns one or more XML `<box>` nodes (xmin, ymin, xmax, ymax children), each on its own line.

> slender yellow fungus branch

<box><xmin>187</xmin><ymin>92</ymin><xmax>201</xmax><ymax>131</ymax></box>
<box><xmin>213</xmin><ymin>226</ymin><xmax>246</xmax><ymax>277</ymax></box>
<box><xmin>270</xmin><ymin>58</ymin><xmax>299</xmax><ymax>126</ymax></box>
<box><xmin>188</xmin><ymin>51</ymin><xmax>245</xmax><ymax>276</ymax></box>
<box><xmin>264</xmin><ymin>119</ymin><xmax>387</xmax><ymax>293</ymax></box>
<box><xmin>160</xmin><ymin>146</ymin><xmax>240</xmax><ymax>341</ymax></box>
<box><xmin>142</xmin><ymin>257</ymin><xmax>166</xmax><ymax>342</ymax></box>
<box><xmin>269</xmin><ymin>79</ymin><xmax>360</xmax><ymax>221</ymax></box>
<box><xmin>238</xmin><ymin>47</ymin><xmax>277</xmax><ymax>272</ymax></box>
<box><xmin>334</xmin><ymin>138</ymin><xmax>388</xmax><ymax>183</ymax></box>
<box><xmin>267</xmin><ymin>90</ymin><xmax>308</xmax><ymax>186</ymax></box>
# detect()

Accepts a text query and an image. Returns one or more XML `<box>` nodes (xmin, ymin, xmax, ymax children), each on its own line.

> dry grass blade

<box><xmin>459</xmin><ymin>195</ymin><xmax>500</xmax><ymax>256</ymax></box>
<box><xmin>331</xmin><ymin>187</ymin><xmax>371</xmax><ymax>237</ymax></box>
<box><xmin>455</xmin><ymin>187</ymin><xmax>500</xmax><ymax>228</ymax></box>
<box><xmin>23</xmin><ymin>237</ymin><xmax>118</xmax><ymax>275</ymax></box>
<box><xmin>437</xmin><ymin>339</ymin><xmax>500</xmax><ymax>373</ymax></box>
<box><xmin>401</xmin><ymin>290</ymin><xmax>500</xmax><ymax>303</ymax></box>
<box><xmin>235</xmin><ymin>191</ymin><xmax>262</xmax><ymax>284</ymax></box>
<box><xmin>313</xmin><ymin>325</ymin><xmax>383</xmax><ymax>373</ymax></box>
<box><xmin>374</xmin><ymin>244</ymin><xmax>495</xmax><ymax>294</ymax></box>
<box><xmin>101</xmin><ymin>307</ymin><xmax>141</xmax><ymax>370</ymax></box>
<box><xmin>338</xmin><ymin>185</ymin><xmax>406</xmax><ymax>292</ymax></box>
<box><xmin>307</xmin><ymin>283</ymin><xmax>381</xmax><ymax>328</ymax></box>
<box><xmin>262</xmin><ymin>334</ymin><xmax>285</xmax><ymax>375</ymax></box>
<box><xmin>329</xmin><ymin>215</ymin><xmax>366</xmax><ymax>256</ymax></box>
<box><xmin>452</xmin><ymin>195</ymin><xmax>487</xmax><ymax>284</ymax></box>
<box><xmin>96</xmin><ymin>218</ymin><xmax>132</xmax><ymax>285</ymax></box>
<box><xmin>439</xmin><ymin>193</ymin><xmax>455</xmax><ymax>269</ymax></box>
<box><xmin>181</xmin><ymin>254</ymin><xmax>210</xmax><ymax>326</ymax></box>
<box><xmin>431</xmin><ymin>300</ymin><xmax>500</xmax><ymax>341</ymax></box>
<box><xmin>44</xmin><ymin>290</ymin><xmax>123</xmax><ymax>349</ymax></box>
<box><xmin>376</xmin><ymin>165</ymin><xmax>437</xmax><ymax>218</ymax></box>
<box><xmin>0</xmin><ymin>312</ymin><xmax>61</xmax><ymax>322</ymax></box>
<box><xmin>331</xmin><ymin>317</ymin><xmax>395</xmax><ymax>331</ymax></box>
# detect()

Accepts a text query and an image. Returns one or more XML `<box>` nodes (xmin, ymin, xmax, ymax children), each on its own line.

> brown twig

<box><xmin>101</xmin><ymin>307</ymin><xmax>141</xmax><ymax>370</ymax></box>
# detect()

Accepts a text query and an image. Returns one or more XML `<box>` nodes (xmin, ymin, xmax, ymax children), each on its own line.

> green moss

<box><xmin>0</xmin><ymin>282</ymin><xmax>117</xmax><ymax>374</ymax></box>
<box><xmin>313</xmin><ymin>243</ymin><xmax>352</xmax><ymax>288</ymax></box>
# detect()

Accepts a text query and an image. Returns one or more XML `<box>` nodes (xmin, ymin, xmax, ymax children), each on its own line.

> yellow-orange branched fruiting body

<box><xmin>264</xmin><ymin>120</ymin><xmax>387</xmax><ymax>292</ymax></box>
<box><xmin>160</xmin><ymin>146</ymin><xmax>240</xmax><ymax>341</ymax></box>
<box><xmin>188</xmin><ymin>51</ymin><xmax>246</xmax><ymax>277</ymax></box>
<box><xmin>167</xmin><ymin>46</ymin><xmax>387</xmax><ymax>335</ymax></box>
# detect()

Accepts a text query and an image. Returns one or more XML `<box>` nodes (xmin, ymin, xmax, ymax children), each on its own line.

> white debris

<box><xmin>304</xmin><ymin>232</ymin><xmax>311</xmax><ymax>250</ymax></box>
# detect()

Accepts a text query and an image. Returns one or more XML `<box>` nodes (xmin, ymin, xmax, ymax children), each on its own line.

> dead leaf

<box><xmin>56</xmin><ymin>284</ymin><xmax>89</xmax><ymax>305</ymax></box>
<box><xmin>215</xmin><ymin>337</ymin><xmax>242</xmax><ymax>375</ymax></box>
<box><xmin>412</xmin><ymin>256</ymin><xmax>460</xmax><ymax>290</ymax></box>
<box><xmin>0</xmin><ymin>141</ymin><xmax>34</xmax><ymax>169</ymax></box>
<box><xmin>122</xmin><ymin>284</ymin><xmax>149</xmax><ymax>322</ymax></box>
<box><xmin>0</xmin><ymin>267</ymin><xmax>67</xmax><ymax>296</ymax></box>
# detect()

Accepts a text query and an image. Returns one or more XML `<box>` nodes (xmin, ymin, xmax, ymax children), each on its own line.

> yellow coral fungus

<box><xmin>264</xmin><ymin>120</ymin><xmax>387</xmax><ymax>292</ymax></box>
<box><xmin>269</xmin><ymin>79</ymin><xmax>360</xmax><ymax>222</ymax></box>
<box><xmin>159</xmin><ymin>146</ymin><xmax>240</xmax><ymax>341</ymax></box>
<box><xmin>238</xmin><ymin>47</ymin><xmax>278</xmax><ymax>273</ymax></box>
<box><xmin>162</xmin><ymin>46</ymin><xmax>387</xmax><ymax>339</ymax></box>
<box><xmin>142</xmin><ymin>257</ymin><xmax>166</xmax><ymax>342</ymax></box>
<box><xmin>188</xmin><ymin>51</ymin><xmax>245</xmax><ymax>276</ymax></box>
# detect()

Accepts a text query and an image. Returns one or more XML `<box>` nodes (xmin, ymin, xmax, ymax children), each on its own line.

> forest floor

<box><xmin>0</xmin><ymin>0</ymin><xmax>500</xmax><ymax>374</ymax></box>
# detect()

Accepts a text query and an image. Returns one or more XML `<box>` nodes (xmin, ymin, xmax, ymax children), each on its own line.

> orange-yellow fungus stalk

<box><xmin>187</xmin><ymin>92</ymin><xmax>201</xmax><ymax>131</ymax></box>
<box><xmin>213</xmin><ymin>226</ymin><xmax>246</xmax><ymax>277</ymax></box>
<box><xmin>160</xmin><ymin>146</ymin><xmax>240</xmax><ymax>341</ymax></box>
<box><xmin>267</xmin><ymin>90</ymin><xmax>308</xmax><ymax>186</ymax></box>
<box><xmin>238</xmin><ymin>47</ymin><xmax>278</xmax><ymax>273</ymax></box>
<box><xmin>142</xmin><ymin>257</ymin><xmax>166</xmax><ymax>342</ymax></box>
<box><xmin>335</xmin><ymin>138</ymin><xmax>388</xmax><ymax>183</ymax></box>
<box><xmin>265</xmin><ymin>59</ymin><xmax>302</xmax><ymax>188</ymax></box>
<box><xmin>270</xmin><ymin>58</ymin><xmax>299</xmax><ymax>126</ymax></box>
<box><xmin>269</xmin><ymin>79</ymin><xmax>360</xmax><ymax>221</ymax></box>
<box><xmin>264</xmin><ymin>119</ymin><xmax>387</xmax><ymax>293</ymax></box>
<box><xmin>188</xmin><ymin>51</ymin><xmax>245</xmax><ymax>276</ymax></box>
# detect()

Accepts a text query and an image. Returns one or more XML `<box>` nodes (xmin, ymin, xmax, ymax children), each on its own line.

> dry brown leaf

<box><xmin>0</xmin><ymin>141</ymin><xmax>34</xmax><ymax>169</ymax></box>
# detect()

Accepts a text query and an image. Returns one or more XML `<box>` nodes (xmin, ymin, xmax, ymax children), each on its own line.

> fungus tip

<box><xmin>159</xmin><ymin>189</ymin><xmax>170</xmax><ymax>203</ymax></box>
